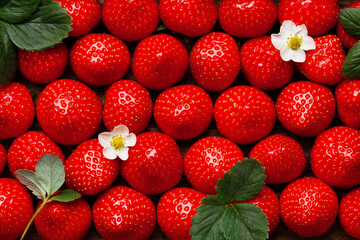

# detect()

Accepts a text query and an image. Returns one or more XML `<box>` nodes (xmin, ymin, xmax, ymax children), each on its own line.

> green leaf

<box><xmin>0</xmin><ymin>0</ymin><xmax>41</xmax><ymax>23</ymax></box>
<box><xmin>221</xmin><ymin>204</ymin><xmax>269</xmax><ymax>240</ymax></box>
<box><xmin>0</xmin><ymin>28</ymin><xmax>16</xmax><ymax>85</ymax></box>
<box><xmin>342</xmin><ymin>41</ymin><xmax>360</xmax><ymax>79</ymax></box>
<box><xmin>49</xmin><ymin>189</ymin><xmax>82</xmax><ymax>202</ymax></box>
<box><xmin>156</xmin><ymin>23</ymin><xmax>167</xmax><ymax>31</ymax></box>
<box><xmin>216</xmin><ymin>158</ymin><xmax>266</xmax><ymax>202</ymax></box>
<box><xmin>15</xmin><ymin>169</ymin><xmax>46</xmax><ymax>199</ymax></box>
<box><xmin>339</xmin><ymin>8</ymin><xmax>360</xmax><ymax>38</ymax></box>
<box><xmin>0</xmin><ymin>0</ymin><xmax>10</xmax><ymax>8</ymax></box>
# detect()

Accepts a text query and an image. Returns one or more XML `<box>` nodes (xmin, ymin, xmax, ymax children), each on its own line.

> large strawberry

<box><xmin>132</xmin><ymin>34</ymin><xmax>189</xmax><ymax>90</ymax></box>
<box><xmin>190</xmin><ymin>32</ymin><xmax>240</xmax><ymax>92</ymax></box>
<box><xmin>336</xmin><ymin>0</ymin><xmax>360</xmax><ymax>49</ymax></box>
<box><xmin>0</xmin><ymin>143</ymin><xmax>6</xmax><ymax>175</ymax></box>
<box><xmin>339</xmin><ymin>187</ymin><xmax>360</xmax><ymax>239</ymax></box>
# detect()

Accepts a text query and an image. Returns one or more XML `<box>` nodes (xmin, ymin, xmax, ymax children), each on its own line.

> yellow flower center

<box><xmin>110</xmin><ymin>135</ymin><xmax>125</xmax><ymax>150</ymax></box>
<box><xmin>288</xmin><ymin>34</ymin><xmax>303</xmax><ymax>50</ymax></box>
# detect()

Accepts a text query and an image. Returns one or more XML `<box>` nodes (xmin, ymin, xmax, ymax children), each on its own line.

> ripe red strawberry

<box><xmin>70</xmin><ymin>33</ymin><xmax>130</xmax><ymax>86</ymax></box>
<box><xmin>93</xmin><ymin>186</ymin><xmax>156</xmax><ymax>240</ymax></box>
<box><xmin>154</xmin><ymin>85</ymin><xmax>213</xmax><ymax>140</ymax></box>
<box><xmin>218</xmin><ymin>0</ymin><xmax>277</xmax><ymax>38</ymax></box>
<box><xmin>157</xmin><ymin>187</ymin><xmax>206</xmax><ymax>240</ymax></box>
<box><xmin>214</xmin><ymin>85</ymin><xmax>276</xmax><ymax>145</ymax></box>
<box><xmin>102</xmin><ymin>0</ymin><xmax>159</xmax><ymax>41</ymax></box>
<box><xmin>190</xmin><ymin>32</ymin><xmax>240</xmax><ymax>92</ymax></box>
<box><xmin>0</xmin><ymin>81</ymin><xmax>35</xmax><ymax>139</ymax></box>
<box><xmin>65</xmin><ymin>139</ymin><xmax>120</xmax><ymax>195</ymax></box>
<box><xmin>34</xmin><ymin>198</ymin><xmax>92</xmax><ymax>240</ymax></box>
<box><xmin>278</xmin><ymin>0</ymin><xmax>339</xmax><ymax>37</ymax></box>
<box><xmin>56</xmin><ymin>0</ymin><xmax>101</xmax><ymax>37</ymax></box>
<box><xmin>279</xmin><ymin>177</ymin><xmax>338</xmax><ymax>237</ymax></box>
<box><xmin>336</xmin><ymin>0</ymin><xmax>360</xmax><ymax>49</ymax></box>
<box><xmin>0</xmin><ymin>178</ymin><xmax>34</xmax><ymax>240</ymax></box>
<box><xmin>339</xmin><ymin>187</ymin><xmax>360</xmax><ymax>239</ymax></box>
<box><xmin>276</xmin><ymin>81</ymin><xmax>336</xmax><ymax>137</ymax></box>
<box><xmin>296</xmin><ymin>35</ymin><xmax>346</xmax><ymax>85</ymax></box>
<box><xmin>132</xmin><ymin>34</ymin><xmax>189</xmax><ymax>91</ymax></box>
<box><xmin>0</xmin><ymin>143</ymin><xmax>6</xmax><ymax>175</ymax></box>
<box><xmin>103</xmin><ymin>80</ymin><xmax>153</xmax><ymax>134</ymax></box>
<box><xmin>249</xmin><ymin>134</ymin><xmax>306</xmax><ymax>184</ymax></box>
<box><xmin>159</xmin><ymin>0</ymin><xmax>217</xmax><ymax>37</ymax></box>
<box><xmin>240</xmin><ymin>36</ymin><xmax>294</xmax><ymax>90</ymax></box>
<box><xmin>184</xmin><ymin>136</ymin><xmax>244</xmax><ymax>195</ymax></box>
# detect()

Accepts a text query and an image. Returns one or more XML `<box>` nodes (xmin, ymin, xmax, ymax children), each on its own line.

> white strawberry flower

<box><xmin>98</xmin><ymin>125</ymin><xmax>136</xmax><ymax>160</ymax></box>
<box><xmin>271</xmin><ymin>20</ymin><xmax>316</xmax><ymax>63</ymax></box>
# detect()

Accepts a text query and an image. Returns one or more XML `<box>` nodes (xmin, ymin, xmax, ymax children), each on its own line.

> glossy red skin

<box><xmin>70</xmin><ymin>33</ymin><xmax>130</xmax><ymax>86</ymax></box>
<box><xmin>154</xmin><ymin>85</ymin><xmax>213</xmax><ymax>140</ymax></box>
<box><xmin>218</xmin><ymin>0</ymin><xmax>277</xmax><ymax>38</ymax></box>
<box><xmin>36</xmin><ymin>79</ymin><xmax>102</xmax><ymax>146</ymax></box>
<box><xmin>159</xmin><ymin>0</ymin><xmax>217</xmax><ymax>37</ymax></box>
<box><xmin>276</xmin><ymin>81</ymin><xmax>336</xmax><ymax>137</ymax></box>
<box><xmin>278</xmin><ymin>0</ymin><xmax>339</xmax><ymax>37</ymax></box>
<box><xmin>0</xmin><ymin>178</ymin><xmax>34</xmax><ymax>240</ymax></box>
<box><xmin>240</xmin><ymin>36</ymin><xmax>294</xmax><ymax>90</ymax></box>
<box><xmin>214</xmin><ymin>85</ymin><xmax>276</xmax><ymax>145</ymax></box>
<box><xmin>296</xmin><ymin>35</ymin><xmax>345</xmax><ymax>85</ymax></box>
<box><xmin>0</xmin><ymin>144</ymin><xmax>6</xmax><ymax>175</ymax></box>
<box><xmin>337</xmin><ymin>0</ymin><xmax>360</xmax><ymax>49</ymax></box>
<box><xmin>34</xmin><ymin>198</ymin><xmax>92</xmax><ymax>240</ymax></box>
<box><xmin>339</xmin><ymin>187</ymin><xmax>360</xmax><ymax>239</ymax></box>
<box><xmin>65</xmin><ymin>139</ymin><xmax>120</xmax><ymax>195</ymax></box>
<box><xmin>132</xmin><ymin>34</ymin><xmax>189</xmax><ymax>90</ymax></box>
<box><xmin>280</xmin><ymin>177</ymin><xmax>338</xmax><ymax>237</ymax></box>
<box><xmin>184</xmin><ymin>136</ymin><xmax>244</xmax><ymax>195</ymax></box>
<box><xmin>0</xmin><ymin>82</ymin><xmax>35</xmax><ymax>139</ymax></box>
<box><xmin>121</xmin><ymin>132</ymin><xmax>183</xmax><ymax>195</ymax></box>
<box><xmin>249</xmin><ymin>134</ymin><xmax>306</xmax><ymax>184</ymax></box>
<box><xmin>93</xmin><ymin>186</ymin><xmax>156</xmax><ymax>240</ymax></box>
<box><xmin>157</xmin><ymin>187</ymin><xmax>206</xmax><ymax>240</ymax></box>
<box><xmin>102</xmin><ymin>0</ymin><xmax>159</xmax><ymax>41</ymax></box>
<box><xmin>56</xmin><ymin>0</ymin><xmax>101</xmax><ymax>37</ymax></box>
<box><xmin>190</xmin><ymin>32</ymin><xmax>240</xmax><ymax>92</ymax></box>
<box><xmin>103</xmin><ymin>80</ymin><xmax>153</xmax><ymax>134</ymax></box>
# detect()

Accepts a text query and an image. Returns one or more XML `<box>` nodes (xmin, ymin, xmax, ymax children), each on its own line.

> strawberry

<box><xmin>276</xmin><ymin>81</ymin><xmax>336</xmax><ymax>137</ymax></box>
<box><xmin>0</xmin><ymin>143</ymin><xmax>5</xmax><ymax>175</ymax></box>
<box><xmin>70</xmin><ymin>33</ymin><xmax>130</xmax><ymax>86</ymax></box>
<box><xmin>65</xmin><ymin>139</ymin><xmax>120</xmax><ymax>195</ymax></box>
<box><xmin>184</xmin><ymin>136</ymin><xmax>244</xmax><ymax>195</ymax></box>
<box><xmin>339</xmin><ymin>187</ymin><xmax>360</xmax><ymax>239</ymax></box>
<box><xmin>159</xmin><ymin>0</ymin><xmax>217</xmax><ymax>37</ymax></box>
<box><xmin>93</xmin><ymin>186</ymin><xmax>156</xmax><ymax>240</ymax></box>
<box><xmin>157</xmin><ymin>187</ymin><xmax>206</xmax><ymax>240</ymax></box>
<box><xmin>336</xmin><ymin>0</ymin><xmax>360</xmax><ymax>49</ymax></box>
<box><xmin>279</xmin><ymin>177</ymin><xmax>338</xmax><ymax>237</ymax></box>
<box><xmin>154</xmin><ymin>85</ymin><xmax>213</xmax><ymax>140</ymax></box>
<box><xmin>132</xmin><ymin>34</ymin><xmax>189</xmax><ymax>90</ymax></box>
<box><xmin>0</xmin><ymin>178</ymin><xmax>34</xmax><ymax>240</ymax></box>
<box><xmin>249</xmin><ymin>134</ymin><xmax>306</xmax><ymax>184</ymax></box>
<box><xmin>240</xmin><ymin>36</ymin><xmax>294</xmax><ymax>90</ymax></box>
<box><xmin>214</xmin><ymin>85</ymin><xmax>276</xmax><ymax>145</ymax></box>
<box><xmin>278</xmin><ymin>0</ymin><xmax>339</xmax><ymax>37</ymax></box>
<box><xmin>218</xmin><ymin>0</ymin><xmax>277</xmax><ymax>38</ymax></box>
<box><xmin>295</xmin><ymin>35</ymin><xmax>346</xmax><ymax>85</ymax></box>
<box><xmin>56</xmin><ymin>0</ymin><xmax>101</xmax><ymax>37</ymax></box>
<box><xmin>102</xmin><ymin>0</ymin><xmax>159</xmax><ymax>41</ymax></box>
<box><xmin>18</xmin><ymin>43</ymin><xmax>68</xmax><ymax>84</ymax></box>
<box><xmin>190</xmin><ymin>32</ymin><xmax>241</xmax><ymax>92</ymax></box>
<box><xmin>0</xmin><ymin>81</ymin><xmax>35</xmax><ymax>140</ymax></box>
<box><xmin>103</xmin><ymin>80</ymin><xmax>153</xmax><ymax>134</ymax></box>
<box><xmin>34</xmin><ymin>198</ymin><xmax>92</xmax><ymax>240</ymax></box>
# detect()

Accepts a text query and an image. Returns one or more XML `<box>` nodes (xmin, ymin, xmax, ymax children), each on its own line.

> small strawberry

<box><xmin>276</xmin><ymin>81</ymin><xmax>336</xmax><ymax>137</ymax></box>
<box><xmin>34</xmin><ymin>198</ymin><xmax>92</xmax><ymax>240</ymax></box>
<box><xmin>339</xmin><ymin>187</ymin><xmax>360</xmax><ymax>239</ymax></box>
<box><xmin>102</xmin><ymin>0</ymin><xmax>159</xmax><ymax>41</ymax></box>
<box><xmin>70</xmin><ymin>33</ymin><xmax>130</xmax><ymax>86</ymax></box>
<box><xmin>154</xmin><ymin>85</ymin><xmax>213</xmax><ymax>140</ymax></box>
<box><xmin>157</xmin><ymin>187</ymin><xmax>206</xmax><ymax>240</ymax></box>
<box><xmin>279</xmin><ymin>177</ymin><xmax>338</xmax><ymax>237</ymax></box>
<box><xmin>190</xmin><ymin>32</ymin><xmax>241</xmax><ymax>92</ymax></box>
<box><xmin>0</xmin><ymin>143</ymin><xmax>6</xmax><ymax>175</ymax></box>
<box><xmin>0</xmin><ymin>81</ymin><xmax>35</xmax><ymax>139</ymax></box>
<box><xmin>214</xmin><ymin>85</ymin><xmax>276</xmax><ymax>145</ymax></box>
<box><xmin>240</xmin><ymin>36</ymin><xmax>294</xmax><ymax>90</ymax></box>
<box><xmin>93</xmin><ymin>186</ymin><xmax>156</xmax><ymax>240</ymax></box>
<box><xmin>278</xmin><ymin>0</ymin><xmax>339</xmax><ymax>37</ymax></box>
<box><xmin>0</xmin><ymin>178</ymin><xmax>34</xmax><ymax>240</ymax></box>
<box><xmin>184</xmin><ymin>136</ymin><xmax>244</xmax><ymax>195</ymax></box>
<box><xmin>249</xmin><ymin>134</ymin><xmax>306</xmax><ymax>184</ymax></box>
<box><xmin>159</xmin><ymin>0</ymin><xmax>217</xmax><ymax>37</ymax></box>
<box><xmin>132</xmin><ymin>34</ymin><xmax>189</xmax><ymax>91</ymax></box>
<box><xmin>36</xmin><ymin>79</ymin><xmax>102</xmax><ymax>146</ymax></box>
<box><xmin>218</xmin><ymin>0</ymin><xmax>277</xmax><ymax>38</ymax></box>
<box><xmin>65</xmin><ymin>139</ymin><xmax>120</xmax><ymax>195</ymax></box>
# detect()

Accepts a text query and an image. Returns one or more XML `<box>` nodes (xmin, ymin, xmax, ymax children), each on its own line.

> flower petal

<box><xmin>279</xmin><ymin>46</ymin><xmax>294</xmax><ymax>62</ymax></box>
<box><xmin>103</xmin><ymin>146</ymin><xmax>118</xmax><ymax>160</ymax></box>
<box><xmin>291</xmin><ymin>49</ymin><xmax>306</xmax><ymax>63</ymax></box>
<box><xmin>116</xmin><ymin>147</ymin><xmax>129</xmax><ymax>161</ymax></box>
<box><xmin>301</xmin><ymin>36</ymin><xmax>316</xmax><ymax>51</ymax></box>
<box><xmin>112</xmin><ymin>125</ymin><xmax>129</xmax><ymax>136</ymax></box>
<box><xmin>296</xmin><ymin>24</ymin><xmax>309</xmax><ymax>37</ymax></box>
<box><xmin>98</xmin><ymin>132</ymin><xmax>113</xmax><ymax>148</ymax></box>
<box><xmin>124</xmin><ymin>133</ymin><xmax>137</xmax><ymax>147</ymax></box>
<box><xmin>280</xmin><ymin>20</ymin><xmax>298</xmax><ymax>35</ymax></box>
<box><xmin>271</xmin><ymin>33</ymin><xmax>287</xmax><ymax>50</ymax></box>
